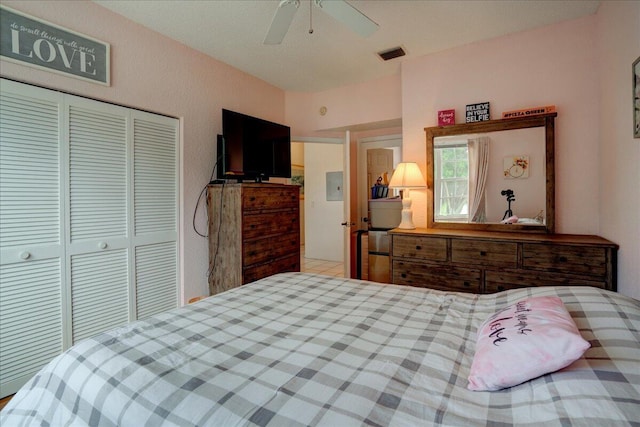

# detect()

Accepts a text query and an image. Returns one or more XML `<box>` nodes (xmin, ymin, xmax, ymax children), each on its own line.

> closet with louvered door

<box><xmin>0</xmin><ymin>81</ymin><xmax>65</xmax><ymax>398</ymax></box>
<box><xmin>0</xmin><ymin>79</ymin><xmax>179</xmax><ymax>398</ymax></box>
<box><xmin>67</xmin><ymin>99</ymin><xmax>131</xmax><ymax>343</ymax></box>
<box><xmin>131</xmin><ymin>112</ymin><xmax>179</xmax><ymax>320</ymax></box>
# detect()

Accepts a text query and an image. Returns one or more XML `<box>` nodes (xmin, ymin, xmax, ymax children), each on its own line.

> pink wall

<box><xmin>2</xmin><ymin>1</ymin><xmax>637</xmax><ymax>298</ymax></box>
<box><xmin>0</xmin><ymin>0</ymin><xmax>286</xmax><ymax>303</ymax></box>
<box><xmin>402</xmin><ymin>15</ymin><xmax>601</xmax><ymax>232</ymax></box>
<box><xmin>286</xmin><ymin>9</ymin><xmax>639</xmax><ymax>298</ymax></box>
<box><xmin>285</xmin><ymin>73</ymin><xmax>402</xmax><ymax>136</ymax></box>
<box><xmin>597</xmin><ymin>1</ymin><xmax>640</xmax><ymax>299</ymax></box>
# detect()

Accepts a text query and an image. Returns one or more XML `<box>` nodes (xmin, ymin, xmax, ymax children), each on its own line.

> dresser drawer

<box><xmin>243</xmin><ymin>187</ymin><xmax>299</xmax><ymax>210</ymax></box>
<box><xmin>485</xmin><ymin>270</ymin><xmax>608</xmax><ymax>293</ymax></box>
<box><xmin>392</xmin><ymin>259</ymin><xmax>481</xmax><ymax>293</ymax></box>
<box><xmin>391</xmin><ymin>235</ymin><xmax>447</xmax><ymax>261</ymax></box>
<box><xmin>243</xmin><ymin>211</ymin><xmax>299</xmax><ymax>239</ymax></box>
<box><xmin>451</xmin><ymin>239</ymin><xmax>517</xmax><ymax>268</ymax></box>
<box><xmin>243</xmin><ymin>253</ymin><xmax>300</xmax><ymax>283</ymax></box>
<box><xmin>522</xmin><ymin>244</ymin><xmax>607</xmax><ymax>278</ymax></box>
<box><xmin>244</xmin><ymin>232</ymin><xmax>299</xmax><ymax>266</ymax></box>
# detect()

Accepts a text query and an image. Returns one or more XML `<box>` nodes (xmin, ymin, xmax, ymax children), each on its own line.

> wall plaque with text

<box><xmin>465</xmin><ymin>102</ymin><xmax>490</xmax><ymax>123</ymax></box>
<box><xmin>0</xmin><ymin>6</ymin><xmax>110</xmax><ymax>85</ymax></box>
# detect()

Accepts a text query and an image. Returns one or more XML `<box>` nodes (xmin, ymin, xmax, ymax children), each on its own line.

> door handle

<box><xmin>341</xmin><ymin>222</ymin><xmax>355</xmax><ymax>227</ymax></box>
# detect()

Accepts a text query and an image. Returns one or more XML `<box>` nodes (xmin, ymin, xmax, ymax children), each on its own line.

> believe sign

<box><xmin>1</xmin><ymin>6</ymin><xmax>110</xmax><ymax>85</ymax></box>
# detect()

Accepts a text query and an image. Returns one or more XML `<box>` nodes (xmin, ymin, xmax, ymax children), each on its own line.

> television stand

<box><xmin>207</xmin><ymin>183</ymin><xmax>301</xmax><ymax>295</ymax></box>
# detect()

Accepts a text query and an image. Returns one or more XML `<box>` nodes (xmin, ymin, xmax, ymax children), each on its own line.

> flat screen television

<box><xmin>217</xmin><ymin>109</ymin><xmax>291</xmax><ymax>181</ymax></box>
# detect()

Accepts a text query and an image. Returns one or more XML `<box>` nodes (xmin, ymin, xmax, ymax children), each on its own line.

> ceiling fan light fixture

<box><xmin>264</xmin><ymin>0</ymin><xmax>377</xmax><ymax>45</ymax></box>
<box><xmin>377</xmin><ymin>46</ymin><xmax>406</xmax><ymax>62</ymax></box>
<box><xmin>264</xmin><ymin>0</ymin><xmax>300</xmax><ymax>45</ymax></box>
<box><xmin>314</xmin><ymin>0</ymin><xmax>378</xmax><ymax>38</ymax></box>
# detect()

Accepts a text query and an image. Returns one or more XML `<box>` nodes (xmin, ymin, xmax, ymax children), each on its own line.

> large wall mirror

<box><xmin>425</xmin><ymin>113</ymin><xmax>556</xmax><ymax>233</ymax></box>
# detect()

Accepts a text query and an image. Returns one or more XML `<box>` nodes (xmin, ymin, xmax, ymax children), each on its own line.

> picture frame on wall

<box><xmin>0</xmin><ymin>6</ymin><xmax>111</xmax><ymax>86</ymax></box>
<box><xmin>634</xmin><ymin>56</ymin><xmax>640</xmax><ymax>138</ymax></box>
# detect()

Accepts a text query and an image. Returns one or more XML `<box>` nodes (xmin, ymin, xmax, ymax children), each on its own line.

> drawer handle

<box><xmin>497</xmin><ymin>286</ymin><xmax>505</xmax><ymax>292</ymax></box>
<box><xmin>415</xmin><ymin>245</ymin><xmax>422</xmax><ymax>250</ymax></box>
<box><xmin>99</xmin><ymin>242</ymin><xmax>108</xmax><ymax>250</ymax></box>
<box><xmin>20</xmin><ymin>251</ymin><xmax>31</xmax><ymax>260</ymax></box>
<box><xmin>401</xmin><ymin>273</ymin><xmax>407</xmax><ymax>278</ymax></box>
<box><xmin>250</xmin><ymin>196</ymin><xmax>256</xmax><ymax>202</ymax></box>
<box><xmin>480</xmin><ymin>251</ymin><xmax>487</xmax><ymax>256</ymax></box>
<box><xmin>463</xmin><ymin>281</ymin><xmax>470</xmax><ymax>287</ymax></box>
<box><xmin>558</xmin><ymin>256</ymin><xmax>568</xmax><ymax>263</ymax></box>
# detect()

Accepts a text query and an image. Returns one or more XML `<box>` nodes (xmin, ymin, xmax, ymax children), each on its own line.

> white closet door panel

<box><xmin>132</xmin><ymin>112</ymin><xmax>179</xmax><ymax>318</ymax></box>
<box><xmin>0</xmin><ymin>80</ymin><xmax>64</xmax><ymax>397</ymax></box>
<box><xmin>0</xmin><ymin>258</ymin><xmax>63</xmax><ymax>396</ymax></box>
<box><xmin>133</xmin><ymin>117</ymin><xmax>178</xmax><ymax>235</ymax></box>
<box><xmin>68</xmin><ymin>105</ymin><xmax>127</xmax><ymax>242</ymax></box>
<box><xmin>135</xmin><ymin>241</ymin><xmax>177</xmax><ymax>319</ymax></box>
<box><xmin>0</xmin><ymin>89</ymin><xmax>61</xmax><ymax>249</ymax></box>
<box><xmin>0</xmin><ymin>244</ymin><xmax>62</xmax><ymax>265</ymax></box>
<box><xmin>66</xmin><ymin>237</ymin><xmax>128</xmax><ymax>256</ymax></box>
<box><xmin>70</xmin><ymin>249</ymin><xmax>129</xmax><ymax>343</ymax></box>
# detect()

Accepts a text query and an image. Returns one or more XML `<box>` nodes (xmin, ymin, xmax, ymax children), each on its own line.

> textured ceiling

<box><xmin>93</xmin><ymin>0</ymin><xmax>600</xmax><ymax>92</ymax></box>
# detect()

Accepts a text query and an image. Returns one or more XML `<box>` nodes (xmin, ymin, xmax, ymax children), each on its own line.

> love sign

<box><xmin>0</xmin><ymin>6</ymin><xmax>110</xmax><ymax>85</ymax></box>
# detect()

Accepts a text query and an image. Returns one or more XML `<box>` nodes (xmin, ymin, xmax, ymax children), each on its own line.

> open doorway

<box><xmin>290</xmin><ymin>139</ymin><xmax>346</xmax><ymax>277</ymax></box>
<box><xmin>304</xmin><ymin>142</ymin><xmax>344</xmax><ymax>262</ymax></box>
<box><xmin>357</xmin><ymin>135</ymin><xmax>402</xmax><ymax>229</ymax></box>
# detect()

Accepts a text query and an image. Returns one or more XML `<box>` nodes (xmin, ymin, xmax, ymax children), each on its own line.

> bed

<box><xmin>1</xmin><ymin>272</ymin><xmax>639</xmax><ymax>426</ymax></box>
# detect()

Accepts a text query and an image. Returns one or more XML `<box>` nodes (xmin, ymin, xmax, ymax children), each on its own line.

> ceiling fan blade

<box><xmin>314</xmin><ymin>0</ymin><xmax>378</xmax><ymax>38</ymax></box>
<box><xmin>264</xmin><ymin>0</ymin><xmax>300</xmax><ymax>45</ymax></box>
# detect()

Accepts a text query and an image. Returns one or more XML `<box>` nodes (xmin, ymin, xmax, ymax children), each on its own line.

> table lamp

<box><xmin>388</xmin><ymin>162</ymin><xmax>427</xmax><ymax>229</ymax></box>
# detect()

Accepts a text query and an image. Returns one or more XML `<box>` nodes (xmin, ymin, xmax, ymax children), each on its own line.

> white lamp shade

<box><xmin>388</xmin><ymin>162</ymin><xmax>426</xmax><ymax>189</ymax></box>
<box><xmin>388</xmin><ymin>162</ymin><xmax>426</xmax><ymax>229</ymax></box>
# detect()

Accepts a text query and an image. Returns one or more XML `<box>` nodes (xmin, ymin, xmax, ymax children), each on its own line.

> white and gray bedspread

<box><xmin>2</xmin><ymin>273</ymin><xmax>639</xmax><ymax>426</ymax></box>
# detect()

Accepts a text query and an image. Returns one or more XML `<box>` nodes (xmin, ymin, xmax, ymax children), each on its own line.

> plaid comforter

<box><xmin>2</xmin><ymin>273</ymin><xmax>639</xmax><ymax>426</ymax></box>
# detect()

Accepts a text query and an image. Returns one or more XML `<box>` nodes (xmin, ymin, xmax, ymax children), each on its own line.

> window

<box><xmin>434</xmin><ymin>144</ymin><xmax>469</xmax><ymax>221</ymax></box>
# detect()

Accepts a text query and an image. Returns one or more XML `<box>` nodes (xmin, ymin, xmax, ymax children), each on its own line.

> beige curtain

<box><xmin>468</xmin><ymin>137</ymin><xmax>490</xmax><ymax>222</ymax></box>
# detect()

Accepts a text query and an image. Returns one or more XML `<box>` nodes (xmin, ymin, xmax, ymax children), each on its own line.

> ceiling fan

<box><xmin>264</xmin><ymin>0</ymin><xmax>378</xmax><ymax>45</ymax></box>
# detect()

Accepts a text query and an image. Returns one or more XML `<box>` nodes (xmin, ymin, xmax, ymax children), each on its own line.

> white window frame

<box><xmin>434</xmin><ymin>141</ymin><xmax>469</xmax><ymax>222</ymax></box>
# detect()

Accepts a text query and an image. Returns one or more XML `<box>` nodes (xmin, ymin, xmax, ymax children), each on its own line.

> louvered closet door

<box><xmin>132</xmin><ymin>112</ymin><xmax>178</xmax><ymax>319</ymax></box>
<box><xmin>66</xmin><ymin>99</ymin><xmax>130</xmax><ymax>343</ymax></box>
<box><xmin>0</xmin><ymin>80</ymin><xmax>64</xmax><ymax>397</ymax></box>
<box><xmin>0</xmin><ymin>80</ymin><xmax>179</xmax><ymax>397</ymax></box>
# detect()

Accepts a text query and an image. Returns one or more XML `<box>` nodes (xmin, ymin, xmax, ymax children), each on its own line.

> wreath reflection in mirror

<box><xmin>503</xmin><ymin>155</ymin><xmax>529</xmax><ymax>179</ymax></box>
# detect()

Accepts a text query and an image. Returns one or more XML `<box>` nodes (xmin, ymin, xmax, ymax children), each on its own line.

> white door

<box><xmin>0</xmin><ymin>79</ymin><xmax>179</xmax><ymax>397</ymax></box>
<box><xmin>66</xmin><ymin>99</ymin><xmax>131</xmax><ymax>344</ymax></box>
<box><xmin>0</xmin><ymin>80</ymin><xmax>65</xmax><ymax>397</ymax></box>
<box><xmin>342</xmin><ymin>131</ymin><xmax>351</xmax><ymax>277</ymax></box>
<box><xmin>131</xmin><ymin>111</ymin><xmax>179</xmax><ymax>320</ymax></box>
<box><xmin>65</xmin><ymin>98</ymin><xmax>179</xmax><ymax>343</ymax></box>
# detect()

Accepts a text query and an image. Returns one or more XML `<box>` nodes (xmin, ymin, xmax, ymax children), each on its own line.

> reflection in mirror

<box><xmin>434</xmin><ymin>127</ymin><xmax>545</xmax><ymax>225</ymax></box>
<box><xmin>426</xmin><ymin>113</ymin><xmax>556</xmax><ymax>233</ymax></box>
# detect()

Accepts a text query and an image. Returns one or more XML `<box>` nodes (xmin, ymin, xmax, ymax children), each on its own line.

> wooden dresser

<box><xmin>207</xmin><ymin>183</ymin><xmax>300</xmax><ymax>295</ymax></box>
<box><xmin>389</xmin><ymin>228</ymin><xmax>617</xmax><ymax>293</ymax></box>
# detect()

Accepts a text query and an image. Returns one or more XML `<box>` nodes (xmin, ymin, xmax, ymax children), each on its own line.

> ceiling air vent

<box><xmin>377</xmin><ymin>46</ymin><xmax>406</xmax><ymax>61</ymax></box>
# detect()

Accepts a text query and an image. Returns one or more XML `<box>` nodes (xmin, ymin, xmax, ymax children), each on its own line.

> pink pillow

<box><xmin>468</xmin><ymin>296</ymin><xmax>590</xmax><ymax>391</ymax></box>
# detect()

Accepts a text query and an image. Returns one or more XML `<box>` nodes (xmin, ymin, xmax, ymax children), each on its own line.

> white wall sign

<box><xmin>0</xmin><ymin>6</ymin><xmax>110</xmax><ymax>85</ymax></box>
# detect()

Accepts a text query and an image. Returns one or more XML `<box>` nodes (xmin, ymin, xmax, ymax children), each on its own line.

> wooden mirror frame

<box><xmin>426</xmin><ymin>112</ymin><xmax>556</xmax><ymax>233</ymax></box>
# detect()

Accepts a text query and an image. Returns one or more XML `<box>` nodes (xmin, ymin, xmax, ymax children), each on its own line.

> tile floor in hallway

<box><xmin>300</xmin><ymin>245</ymin><xmax>344</xmax><ymax>277</ymax></box>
